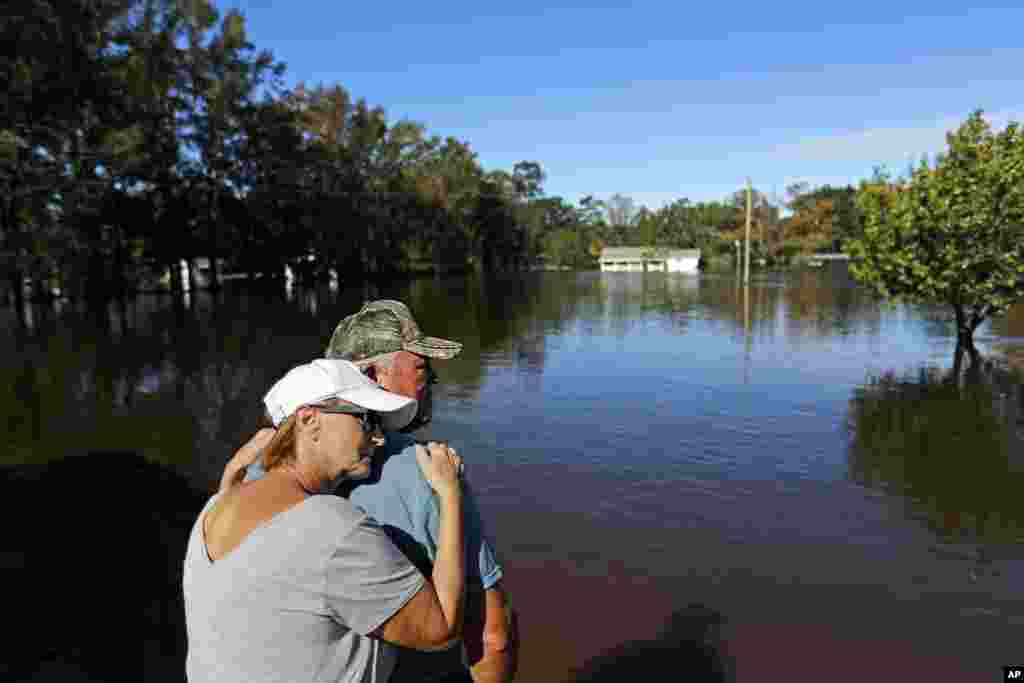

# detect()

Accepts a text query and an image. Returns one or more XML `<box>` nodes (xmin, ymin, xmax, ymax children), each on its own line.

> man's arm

<box><xmin>218</xmin><ymin>428</ymin><xmax>275</xmax><ymax>492</ymax></box>
<box><xmin>464</xmin><ymin>580</ymin><xmax>517</xmax><ymax>683</ymax></box>
<box><xmin>448</xmin><ymin>480</ymin><xmax>517</xmax><ymax>683</ymax></box>
<box><xmin>416</xmin><ymin>450</ymin><xmax>516</xmax><ymax>682</ymax></box>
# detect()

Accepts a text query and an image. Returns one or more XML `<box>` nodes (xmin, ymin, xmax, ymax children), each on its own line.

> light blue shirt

<box><xmin>244</xmin><ymin>432</ymin><xmax>503</xmax><ymax>590</ymax></box>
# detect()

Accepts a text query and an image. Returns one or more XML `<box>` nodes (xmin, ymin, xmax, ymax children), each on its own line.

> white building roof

<box><xmin>599</xmin><ymin>247</ymin><xmax>701</xmax><ymax>260</ymax></box>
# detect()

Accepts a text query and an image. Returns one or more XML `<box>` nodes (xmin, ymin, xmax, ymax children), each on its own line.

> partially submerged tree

<box><xmin>847</xmin><ymin>111</ymin><xmax>1024</xmax><ymax>369</ymax></box>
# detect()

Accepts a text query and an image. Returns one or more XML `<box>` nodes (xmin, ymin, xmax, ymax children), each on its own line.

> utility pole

<box><xmin>744</xmin><ymin>177</ymin><xmax>752</xmax><ymax>284</ymax></box>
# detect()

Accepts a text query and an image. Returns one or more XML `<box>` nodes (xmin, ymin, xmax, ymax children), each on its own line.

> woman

<box><xmin>184</xmin><ymin>359</ymin><xmax>465</xmax><ymax>683</ymax></box>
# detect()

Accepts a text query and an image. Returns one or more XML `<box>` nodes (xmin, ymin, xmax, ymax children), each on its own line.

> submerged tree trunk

<box><xmin>957</xmin><ymin>328</ymin><xmax>981</xmax><ymax>365</ymax></box>
<box><xmin>168</xmin><ymin>257</ymin><xmax>183</xmax><ymax>297</ymax></box>
<box><xmin>207</xmin><ymin>249</ymin><xmax>221</xmax><ymax>291</ymax></box>
<box><xmin>85</xmin><ymin>246</ymin><xmax>108</xmax><ymax>310</ymax></box>
<box><xmin>112</xmin><ymin>226</ymin><xmax>128</xmax><ymax>299</ymax></box>
<box><xmin>10</xmin><ymin>270</ymin><xmax>27</xmax><ymax>328</ymax></box>
<box><xmin>952</xmin><ymin>302</ymin><xmax>983</xmax><ymax>380</ymax></box>
<box><xmin>207</xmin><ymin>183</ymin><xmax>222</xmax><ymax>292</ymax></box>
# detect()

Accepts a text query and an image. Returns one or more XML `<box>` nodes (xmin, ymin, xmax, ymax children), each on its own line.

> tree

<box><xmin>0</xmin><ymin>0</ymin><xmax>616</xmax><ymax>299</ymax></box>
<box><xmin>650</xmin><ymin>199</ymin><xmax>717</xmax><ymax>250</ymax></box>
<box><xmin>577</xmin><ymin>195</ymin><xmax>606</xmax><ymax>227</ymax></box>
<box><xmin>1</xmin><ymin>0</ymin><xmax>144</xmax><ymax>311</ymax></box>
<box><xmin>511</xmin><ymin>161</ymin><xmax>545</xmax><ymax>199</ymax></box>
<box><xmin>636</xmin><ymin>207</ymin><xmax>657</xmax><ymax>247</ymax></box>
<box><xmin>181</xmin><ymin>4</ymin><xmax>283</xmax><ymax>290</ymax></box>
<box><xmin>604</xmin><ymin>193</ymin><xmax>637</xmax><ymax>228</ymax></box>
<box><xmin>728</xmin><ymin>186</ymin><xmax>778</xmax><ymax>254</ymax></box>
<box><xmin>786</xmin><ymin>182</ymin><xmax>861</xmax><ymax>253</ymax></box>
<box><xmin>847</xmin><ymin>111</ymin><xmax>1024</xmax><ymax>370</ymax></box>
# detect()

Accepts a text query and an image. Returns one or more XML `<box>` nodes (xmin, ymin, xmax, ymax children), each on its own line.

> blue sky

<box><xmin>230</xmin><ymin>0</ymin><xmax>1024</xmax><ymax>208</ymax></box>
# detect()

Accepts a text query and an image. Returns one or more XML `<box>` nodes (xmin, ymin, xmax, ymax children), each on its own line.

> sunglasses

<box><xmin>308</xmin><ymin>403</ymin><xmax>380</xmax><ymax>435</ymax></box>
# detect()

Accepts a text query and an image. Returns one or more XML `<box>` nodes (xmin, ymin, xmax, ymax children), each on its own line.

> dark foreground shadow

<box><xmin>570</xmin><ymin>604</ymin><xmax>733</xmax><ymax>683</ymax></box>
<box><xmin>2</xmin><ymin>452</ymin><xmax>207</xmax><ymax>683</ymax></box>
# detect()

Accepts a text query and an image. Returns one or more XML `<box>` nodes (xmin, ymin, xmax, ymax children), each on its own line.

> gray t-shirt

<box><xmin>245</xmin><ymin>433</ymin><xmax>505</xmax><ymax>683</ymax></box>
<box><xmin>183</xmin><ymin>493</ymin><xmax>425</xmax><ymax>683</ymax></box>
<box><xmin>245</xmin><ymin>432</ymin><xmax>503</xmax><ymax>589</ymax></box>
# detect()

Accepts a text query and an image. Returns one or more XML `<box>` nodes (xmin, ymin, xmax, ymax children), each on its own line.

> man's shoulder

<box><xmin>383</xmin><ymin>432</ymin><xmax>417</xmax><ymax>454</ymax></box>
<box><xmin>351</xmin><ymin>433</ymin><xmax>430</xmax><ymax>498</ymax></box>
<box><xmin>380</xmin><ymin>433</ymin><xmax>422</xmax><ymax>469</ymax></box>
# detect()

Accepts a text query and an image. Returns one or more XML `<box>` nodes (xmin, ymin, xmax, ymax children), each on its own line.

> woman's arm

<box><xmin>374</xmin><ymin>442</ymin><xmax>465</xmax><ymax>650</ymax></box>
<box><xmin>218</xmin><ymin>428</ymin><xmax>275</xmax><ymax>492</ymax></box>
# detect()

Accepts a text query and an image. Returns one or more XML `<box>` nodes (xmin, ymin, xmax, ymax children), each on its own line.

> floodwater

<box><xmin>4</xmin><ymin>267</ymin><xmax>1023</xmax><ymax>682</ymax></box>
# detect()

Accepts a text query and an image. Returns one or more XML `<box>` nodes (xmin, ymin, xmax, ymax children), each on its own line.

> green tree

<box><xmin>847</xmin><ymin>111</ymin><xmax>1024</xmax><ymax>369</ymax></box>
<box><xmin>728</xmin><ymin>186</ymin><xmax>778</xmax><ymax>254</ymax></box>
<box><xmin>542</xmin><ymin>227</ymin><xmax>579</xmax><ymax>267</ymax></box>
<box><xmin>181</xmin><ymin>4</ymin><xmax>284</xmax><ymax>289</ymax></box>
<box><xmin>1</xmin><ymin>0</ymin><xmax>145</xmax><ymax>310</ymax></box>
<box><xmin>511</xmin><ymin>161</ymin><xmax>545</xmax><ymax>199</ymax></box>
<box><xmin>109</xmin><ymin>0</ymin><xmax>192</xmax><ymax>296</ymax></box>
<box><xmin>785</xmin><ymin>182</ymin><xmax>862</xmax><ymax>253</ymax></box>
<box><xmin>604</xmin><ymin>193</ymin><xmax>637</xmax><ymax>228</ymax></box>
<box><xmin>649</xmin><ymin>199</ymin><xmax>719</xmax><ymax>250</ymax></box>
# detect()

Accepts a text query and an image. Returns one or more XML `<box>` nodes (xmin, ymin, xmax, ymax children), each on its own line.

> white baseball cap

<box><xmin>263</xmin><ymin>359</ymin><xmax>417</xmax><ymax>430</ymax></box>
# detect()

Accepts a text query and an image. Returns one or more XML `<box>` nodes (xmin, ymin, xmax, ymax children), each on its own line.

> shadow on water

<box><xmin>569</xmin><ymin>605</ymin><xmax>733</xmax><ymax>683</ymax></box>
<box><xmin>846</xmin><ymin>360</ymin><xmax>1024</xmax><ymax>549</ymax></box>
<box><xmin>2</xmin><ymin>452</ymin><xmax>206</xmax><ymax>682</ymax></box>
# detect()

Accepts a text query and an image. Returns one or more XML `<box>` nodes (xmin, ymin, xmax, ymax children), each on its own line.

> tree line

<box><xmin>2</xmin><ymin>0</ymin><xmax>866</xmax><ymax>317</ymax></box>
<box><xmin>583</xmin><ymin>184</ymin><xmax>863</xmax><ymax>269</ymax></box>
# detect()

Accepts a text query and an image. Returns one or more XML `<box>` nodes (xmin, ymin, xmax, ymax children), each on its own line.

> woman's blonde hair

<box><xmin>262</xmin><ymin>412</ymin><xmax>299</xmax><ymax>471</ymax></box>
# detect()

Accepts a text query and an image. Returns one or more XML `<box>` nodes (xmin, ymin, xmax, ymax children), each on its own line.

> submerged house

<box><xmin>599</xmin><ymin>247</ymin><xmax>701</xmax><ymax>273</ymax></box>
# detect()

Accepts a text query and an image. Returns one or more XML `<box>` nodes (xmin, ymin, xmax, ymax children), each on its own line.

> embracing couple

<box><xmin>184</xmin><ymin>300</ymin><xmax>517</xmax><ymax>683</ymax></box>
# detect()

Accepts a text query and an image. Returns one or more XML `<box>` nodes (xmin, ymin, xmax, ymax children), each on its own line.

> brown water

<box><xmin>5</xmin><ymin>268</ymin><xmax>1023</xmax><ymax>681</ymax></box>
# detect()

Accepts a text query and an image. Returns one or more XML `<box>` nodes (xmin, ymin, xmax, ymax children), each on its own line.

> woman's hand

<box><xmin>415</xmin><ymin>441</ymin><xmax>463</xmax><ymax>500</ymax></box>
<box><xmin>219</xmin><ymin>428</ymin><xmax>276</xmax><ymax>492</ymax></box>
<box><xmin>238</xmin><ymin>428</ymin><xmax>276</xmax><ymax>465</ymax></box>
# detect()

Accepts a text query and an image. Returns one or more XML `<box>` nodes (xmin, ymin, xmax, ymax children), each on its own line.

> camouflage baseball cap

<box><xmin>325</xmin><ymin>300</ymin><xmax>463</xmax><ymax>361</ymax></box>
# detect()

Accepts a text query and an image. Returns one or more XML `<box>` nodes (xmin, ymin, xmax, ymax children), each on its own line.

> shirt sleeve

<box><xmin>243</xmin><ymin>456</ymin><xmax>266</xmax><ymax>481</ymax></box>
<box><xmin>324</xmin><ymin>514</ymin><xmax>427</xmax><ymax>636</ymax></box>
<box><xmin>426</xmin><ymin>479</ymin><xmax>505</xmax><ymax>591</ymax></box>
<box><xmin>463</xmin><ymin>481</ymin><xmax>504</xmax><ymax>590</ymax></box>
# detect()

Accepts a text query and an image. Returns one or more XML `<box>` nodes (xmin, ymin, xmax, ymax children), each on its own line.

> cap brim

<box><xmin>404</xmin><ymin>336</ymin><xmax>463</xmax><ymax>360</ymax></box>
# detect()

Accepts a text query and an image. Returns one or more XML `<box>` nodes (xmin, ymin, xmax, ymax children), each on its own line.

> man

<box><xmin>227</xmin><ymin>300</ymin><xmax>517</xmax><ymax>683</ymax></box>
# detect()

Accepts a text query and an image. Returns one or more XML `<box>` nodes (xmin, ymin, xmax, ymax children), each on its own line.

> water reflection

<box><xmin>3</xmin><ymin>291</ymin><xmax>341</xmax><ymax>487</ymax></box>
<box><xmin>5</xmin><ymin>269</ymin><xmax>1024</xmax><ymax>678</ymax></box>
<box><xmin>0</xmin><ymin>270</ymin><xmax>965</xmax><ymax>490</ymax></box>
<box><xmin>847</xmin><ymin>364</ymin><xmax>1024</xmax><ymax>546</ymax></box>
